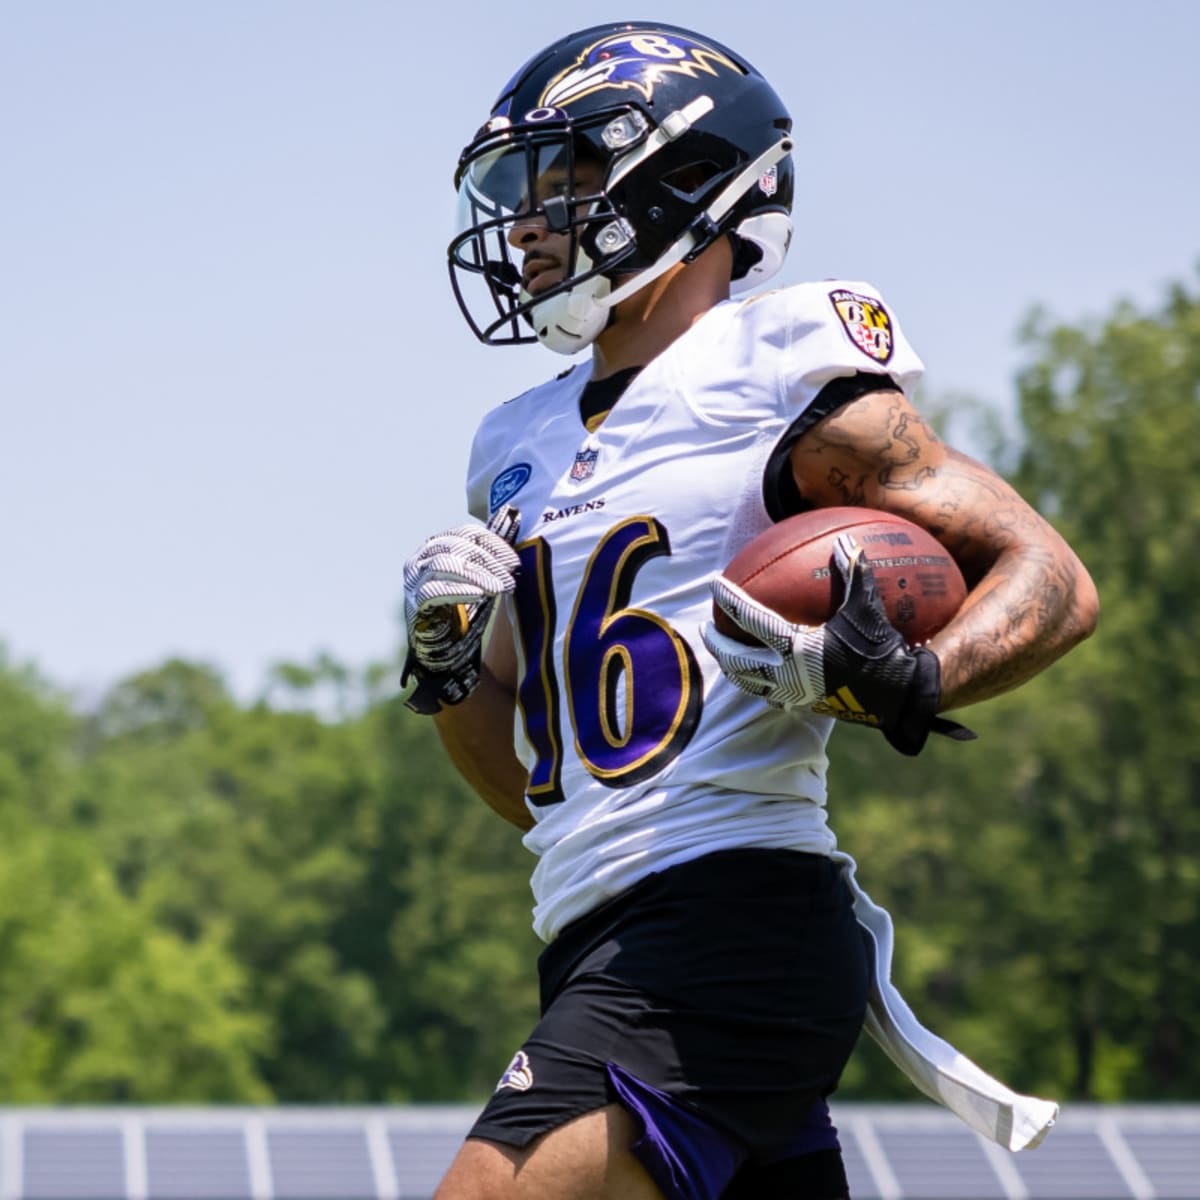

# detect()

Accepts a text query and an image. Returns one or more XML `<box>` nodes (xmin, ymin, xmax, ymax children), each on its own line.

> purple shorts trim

<box><xmin>607</xmin><ymin>1062</ymin><xmax>741</xmax><ymax>1200</ymax></box>
<box><xmin>607</xmin><ymin>1063</ymin><xmax>842</xmax><ymax>1200</ymax></box>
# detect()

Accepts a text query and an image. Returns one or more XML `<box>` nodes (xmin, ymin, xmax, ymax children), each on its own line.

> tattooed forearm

<box><xmin>930</xmin><ymin>540</ymin><xmax>1091</xmax><ymax>709</ymax></box>
<box><xmin>791</xmin><ymin>392</ymin><xmax>1100</xmax><ymax>710</ymax></box>
<box><xmin>895</xmin><ymin>448</ymin><xmax>1097</xmax><ymax>708</ymax></box>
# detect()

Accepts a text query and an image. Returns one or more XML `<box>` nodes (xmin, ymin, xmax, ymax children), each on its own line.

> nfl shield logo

<box><xmin>570</xmin><ymin>448</ymin><xmax>599</xmax><ymax>483</ymax></box>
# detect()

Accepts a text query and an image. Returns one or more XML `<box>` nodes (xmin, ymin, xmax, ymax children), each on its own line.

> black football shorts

<box><xmin>469</xmin><ymin>848</ymin><xmax>870</xmax><ymax>1197</ymax></box>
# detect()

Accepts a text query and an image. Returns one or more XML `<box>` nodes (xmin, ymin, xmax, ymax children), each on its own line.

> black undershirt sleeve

<box><xmin>762</xmin><ymin>371</ymin><xmax>901</xmax><ymax>522</ymax></box>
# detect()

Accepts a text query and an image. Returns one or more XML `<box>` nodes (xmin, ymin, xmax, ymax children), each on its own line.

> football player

<box><xmin>402</xmin><ymin>22</ymin><xmax>1098</xmax><ymax>1200</ymax></box>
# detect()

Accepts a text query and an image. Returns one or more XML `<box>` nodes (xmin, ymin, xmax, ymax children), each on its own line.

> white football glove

<box><xmin>701</xmin><ymin>533</ymin><xmax>973</xmax><ymax>755</ymax></box>
<box><xmin>400</xmin><ymin>506</ymin><xmax>521</xmax><ymax>713</ymax></box>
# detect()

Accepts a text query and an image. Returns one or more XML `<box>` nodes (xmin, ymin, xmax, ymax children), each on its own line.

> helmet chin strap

<box><xmin>526</xmin><ymin>273</ymin><xmax>612</xmax><ymax>356</ymax></box>
<box><xmin>529</xmin><ymin>135</ymin><xmax>793</xmax><ymax>356</ymax></box>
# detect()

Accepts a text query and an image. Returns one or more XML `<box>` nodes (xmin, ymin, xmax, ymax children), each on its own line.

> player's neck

<box><xmin>590</xmin><ymin>241</ymin><xmax>733</xmax><ymax>381</ymax></box>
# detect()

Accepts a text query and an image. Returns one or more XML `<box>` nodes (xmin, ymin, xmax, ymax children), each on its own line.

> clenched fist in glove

<box><xmin>400</xmin><ymin>506</ymin><xmax>521</xmax><ymax>714</ymax></box>
<box><xmin>701</xmin><ymin>533</ymin><xmax>973</xmax><ymax>755</ymax></box>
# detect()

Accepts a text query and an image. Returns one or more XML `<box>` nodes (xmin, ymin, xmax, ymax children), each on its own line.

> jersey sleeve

<box><xmin>774</xmin><ymin>280</ymin><xmax>924</xmax><ymax>409</ymax></box>
<box><xmin>465</xmin><ymin>406</ymin><xmax>509</xmax><ymax>522</ymax></box>
<box><xmin>754</xmin><ymin>281</ymin><xmax>926</xmax><ymax>519</ymax></box>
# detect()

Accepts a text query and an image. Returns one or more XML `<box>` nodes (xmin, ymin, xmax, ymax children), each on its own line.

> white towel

<box><xmin>834</xmin><ymin>852</ymin><xmax>1058</xmax><ymax>1152</ymax></box>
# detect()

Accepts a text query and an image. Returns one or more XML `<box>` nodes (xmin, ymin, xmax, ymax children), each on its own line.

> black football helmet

<box><xmin>448</xmin><ymin>22</ymin><xmax>794</xmax><ymax>354</ymax></box>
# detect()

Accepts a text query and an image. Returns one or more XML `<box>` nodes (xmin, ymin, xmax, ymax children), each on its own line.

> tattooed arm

<box><xmin>788</xmin><ymin>389</ymin><xmax>1099</xmax><ymax>710</ymax></box>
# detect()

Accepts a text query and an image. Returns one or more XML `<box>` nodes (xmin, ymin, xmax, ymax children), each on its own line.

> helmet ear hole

<box><xmin>728</xmin><ymin>233</ymin><xmax>764</xmax><ymax>280</ymax></box>
<box><xmin>730</xmin><ymin>212</ymin><xmax>792</xmax><ymax>291</ymax></box>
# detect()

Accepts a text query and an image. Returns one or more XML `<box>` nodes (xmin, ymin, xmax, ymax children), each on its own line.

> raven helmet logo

<box><xmin>539</xmin><ymin>31</ymin><xmax>740</xmax><ymax>109</ymax></box>
<box><xmin>829</xmin><ymin>289</ymin><xmax>894</xmax><ymax>365</ymax></box>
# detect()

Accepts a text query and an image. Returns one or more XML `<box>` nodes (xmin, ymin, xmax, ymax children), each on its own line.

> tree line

<box><xmin>1</xmin><ymin>275</ymin><xmax>1197</xmax><ymax>1104</ymax></box>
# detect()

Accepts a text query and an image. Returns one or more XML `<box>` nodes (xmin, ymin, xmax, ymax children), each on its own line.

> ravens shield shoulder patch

<box><xmin>830</xmin><ymin>288</ymin><xmax>894</xmax><ymax>364</ymax></box>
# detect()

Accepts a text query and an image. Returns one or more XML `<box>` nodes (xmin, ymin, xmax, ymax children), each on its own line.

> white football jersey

<box><xmin>466</xmin><ymin>281</ymin><xmax>923</xmax><ymax>941</ymax></box>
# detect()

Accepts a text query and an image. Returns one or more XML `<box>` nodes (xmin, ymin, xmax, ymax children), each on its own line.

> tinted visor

<box><xmin>455</xmin><ymin>131</ymin><xmax>606</xmax><ymax>239</ymax></box>
<box><xmin>449</xmin><ymin>119</ymin><xmax>631</xmax><ymax>345</ymax></box>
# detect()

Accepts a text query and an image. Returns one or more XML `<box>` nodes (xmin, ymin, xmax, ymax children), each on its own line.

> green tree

<box><xmin>79</xmin><ymin>659</ymin><xmax>387</xmax><ymax>1099</ymax></box>
<box><xmin>1005</xmin><ymin>274</ymin><xmax>1200</xmax><ymax>1097</ymax></box>
<box><xmin>362</xmin><ymin>698</ymin><xmax>539</xmax><ymax>1100</ymax></box>
<box><xmin>74</xmin><ymin>655</ymin><xmax>538</xmax><ymax>1102</ymax></box>
<box><xmin>0</xmin><ymin>654</ymin><xmax>270</xmax><ymax>1101</ymax></box>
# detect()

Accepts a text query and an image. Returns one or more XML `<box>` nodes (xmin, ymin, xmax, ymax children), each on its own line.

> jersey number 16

<box><xmin>513</xmin><ymin>516</ymin><xmax>704</xmax><ymax>805</ymax></box>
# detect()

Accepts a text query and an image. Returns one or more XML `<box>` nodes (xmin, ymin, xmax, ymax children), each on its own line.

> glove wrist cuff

<box><xmin>884</xmin><ymin>647</ymin><xmax>976</xmax><ymax>755</ymax></box>
<box><xmin>883</xmin><ymin>647</ymin><xmax>943</xmax><ymax>756</ymax></box>
<box><xmin>401</xmin><ymin>653</ymin><xmax>477</xmax><ymax>716</ymax></box>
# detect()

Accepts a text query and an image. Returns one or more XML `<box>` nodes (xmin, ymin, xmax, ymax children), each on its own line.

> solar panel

<box><xmin>840</xmin><ymin>1117</ymin><xmax>889</xmax><ymax>1199</ymax></box>
<box><xmin>1014</xmin><ymin>1128</ymin><xmax>1134</xmax><ymax>1199</ymax></box>
<box><xmin>386</xmin><ymin>1112</ymin><xmax>474</xmax><ymax>1199</ymax></box>
<box><xmin>874</xmin><ymin>1124</ymin><xmax>1005</xmax><ymax>1198</ymax></box>
<box><xmin>144</xmin><ymin>1127</ymin><xmax>251</xmax><ymax>1200</ymax></box>
<box><xmin>22</xmin><ymin>1127</ymin><xmax>126</xmax><ymax>1200</ymax></box>
<box><xmin>1124</xmin><ymin>1129</ymin><xmax>1200</xmax><ymax>1199</ymax></box>
<box><xmin>0</xmin><ymin>1104</ymin><xmax>1193</xmax><ymax>1199</ymax></box>
<box><xmin>267</xmin><ymin>1128</ymin><xmax>377</xmax><ymax>1200</ymax></box>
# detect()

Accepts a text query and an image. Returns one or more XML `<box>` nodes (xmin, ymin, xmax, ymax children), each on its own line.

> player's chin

<box><xmin>524</xmin><ymin>268</ymin><xmax>565</xmax><ymax>296</ymax></box>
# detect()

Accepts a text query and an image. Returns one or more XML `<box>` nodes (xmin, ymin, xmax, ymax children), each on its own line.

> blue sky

<box><xmin>3</xmin><ymin>1</ymin><xmax>1197</xmax><ymax>700</ymax></box>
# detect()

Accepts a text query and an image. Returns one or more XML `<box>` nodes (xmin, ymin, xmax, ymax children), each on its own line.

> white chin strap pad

<box><xmin>527</xmin><ymin>275</ymin><xmax>612</xmax><ymax>356</ymax></box>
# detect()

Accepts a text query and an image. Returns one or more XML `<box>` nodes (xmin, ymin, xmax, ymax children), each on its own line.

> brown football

<box><xmin>713</xmin><ymin>507</ymin><xmax>967</xmax><ymax>646</ymax></box>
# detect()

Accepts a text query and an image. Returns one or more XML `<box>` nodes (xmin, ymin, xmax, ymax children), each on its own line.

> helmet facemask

<box><xmin>450</xmin><ymin>112</ymin><xmax>643</xmax><ymax>354</ymax></box>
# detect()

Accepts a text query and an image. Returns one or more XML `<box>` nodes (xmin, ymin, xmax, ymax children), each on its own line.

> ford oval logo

<box><xmin>489</xmin><ymin>462</ymin><xmax>532</xmax><ymax>514</ymax></box>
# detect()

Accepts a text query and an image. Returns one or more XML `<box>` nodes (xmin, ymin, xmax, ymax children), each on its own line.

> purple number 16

<box><xmin>513</xmin><ymin>516</ymin><xmax>703</xmax><ymax>806</ymax></box>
